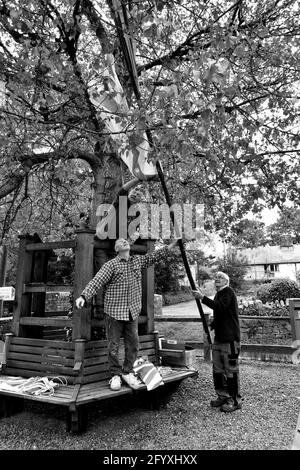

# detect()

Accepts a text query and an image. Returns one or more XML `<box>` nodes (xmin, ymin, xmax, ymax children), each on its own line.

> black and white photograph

<box><xmin>0</xmin><ymin>0</ymin><xmax>299</xmax><ymax>456</ymax></box>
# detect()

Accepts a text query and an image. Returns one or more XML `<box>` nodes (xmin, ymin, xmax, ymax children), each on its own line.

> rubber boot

<box><xmin>211</xmin><ymin>373</ymin><xmax>228</xmax><ymax>407</ymax></box>
<box><xmin>221</xmin><ymin>374</ymin><xmax>241</xmax><ymax>412</ymax></box>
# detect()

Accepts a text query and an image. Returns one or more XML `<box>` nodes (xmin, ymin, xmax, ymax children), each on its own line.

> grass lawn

<box><xmin>0</xmin><ymin>359</ymin><xmax>298</xmax><ymax>450</ymax></box>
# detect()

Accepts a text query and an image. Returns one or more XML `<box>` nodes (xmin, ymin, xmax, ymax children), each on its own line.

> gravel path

<box><xmin>0</xmin><ymin>359</ymin><xmax>298</xmax><ymax>450</ymax></box>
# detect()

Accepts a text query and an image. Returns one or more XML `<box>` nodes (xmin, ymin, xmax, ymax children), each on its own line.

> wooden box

<box><xmin>159</xmin><ymin>339</ymin><xmax>196</xmax><ymax>368</ymax></box>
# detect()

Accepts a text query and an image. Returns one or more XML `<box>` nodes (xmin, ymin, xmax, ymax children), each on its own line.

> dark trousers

<box><xmin>105</xmin><ymin>313</ymin><xmax>139</xmax><ymax>377</ymax></box>
<box><xmin>212</xmin><ymin>340</ymin><xmax>241</xmax><ymax>404</ymax></box>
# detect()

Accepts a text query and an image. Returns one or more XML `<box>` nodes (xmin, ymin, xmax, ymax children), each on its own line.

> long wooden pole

<box><xmin>155</xmin><ymin>161</ymin><xmax>212</xmax><ymax>345</ymax></box>
<box><xmin>0</xmin><ymin>245</ymin><xmax>7</xmax><ymax>318</ymax></box>
<box><xmin>111</xmin><ymin>0</ymin><xmax>212</xmax><ymax>345</ymax></box>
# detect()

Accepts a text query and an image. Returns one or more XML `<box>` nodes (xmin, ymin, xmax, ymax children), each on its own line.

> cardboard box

<box><xmin>159</xmin><ymin>339</ymin><xmax>196</xmax><ymax>368</ymax></box>
<box><xmin>0</xmin><ymin>286</ymin><xmax>15</xmax><ymax>301</ymax></box>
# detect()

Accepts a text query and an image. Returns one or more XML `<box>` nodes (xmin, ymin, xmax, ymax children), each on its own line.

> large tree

<box><xmin>1</xmin><ymin>0</ymin><xmax>300</xmax><ymax>246</ymax></box>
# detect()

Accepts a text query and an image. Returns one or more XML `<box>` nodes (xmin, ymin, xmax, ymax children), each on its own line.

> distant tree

<box><xmin>197</xmin><ymin>266</ymin><xmax>213</xmax><ymax>284</ymax></box>
<box><xmin>155</xmin><ymin>245</ymin><xmax>208</xmax><ymax>293</ymax></box>
<box><xmin>267</xmin><ymin>208</ymin><xmax>300</xmax><ymax>245</ymax></box>
<box><xmin>228</xmin><ymin>219</ymin><xmax>267</xmax><ymax>248</ymax></box>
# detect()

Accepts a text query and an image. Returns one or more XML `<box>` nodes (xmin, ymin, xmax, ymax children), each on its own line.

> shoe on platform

<box><xmin>220</xmin><ymin>400</ymin><xmax>242</xmax><ymax>413</ymax></box>
<box><xmin>109</xmin><ymin>375</ymin><xmax>122</xmax><ymax>391</ymax></box>
<box><xmin>210</xmin><ymin>397</ymin><xmax>228</xmax><ymax>407</ymax></box>
<box><xmin>122</xmin><ymin>373</ymin><xmax>143</xmax><ymax>390</ymax></box>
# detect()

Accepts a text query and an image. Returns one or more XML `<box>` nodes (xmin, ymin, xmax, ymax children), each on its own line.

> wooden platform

<box><xmin>0</xmin><ymin>368</ymin><xmax>197</xmax><ymax>407</ymax></box>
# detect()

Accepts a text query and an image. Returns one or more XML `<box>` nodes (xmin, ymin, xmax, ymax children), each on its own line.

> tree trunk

<box><xmin>88</xmin><ymin>154</ymin><xmax>123</xmax><ymax>337</ymax></box>
<box><xmin>89</xmin><ymin>154</ymin><xmax>123</xmax><ymax>230</ymax></box>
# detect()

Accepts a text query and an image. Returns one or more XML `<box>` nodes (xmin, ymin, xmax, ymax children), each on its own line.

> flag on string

<box><xmin>89</xmin><ymin>53</ymin><xmax>157</xmax><ymax>181</ymax></box>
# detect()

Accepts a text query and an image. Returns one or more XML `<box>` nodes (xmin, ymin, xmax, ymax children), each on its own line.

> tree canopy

<box><xmin>0</xmin><ymin>0</ymin><xmax>300</xmax><ymax>246</ymax></box>
<box><xmin>267</xmin><ymin>207</ymin><xmax>300</xmax><ymax>244</ymax></box>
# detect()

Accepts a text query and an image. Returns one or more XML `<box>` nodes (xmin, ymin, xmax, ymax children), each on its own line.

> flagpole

<box><xmin>155</xmin><ymin>161</ymin><xmax>212</xmax><ymax>345</ymax></box>
<box><xmin>111</xmin><ymin>0</ymin><xmax>212</xmax><ymax>346</ymax></box>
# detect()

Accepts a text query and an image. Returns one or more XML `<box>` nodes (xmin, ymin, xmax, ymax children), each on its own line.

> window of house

<box><xmin>264</xmin><ymin>263</ymin><xmax>279</xmax><ymax>273</ymax></box>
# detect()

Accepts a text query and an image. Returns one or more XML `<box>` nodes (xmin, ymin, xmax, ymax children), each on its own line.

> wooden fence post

<box><xmin>11</xmin><ymin>235</ymin><xmax>35</xmax><ymax>337</ymax></box>
<box><xmin>0</xmin><ymin>245</ymin><xmax>7</xmax><ymax>318</ymax></box>
<box><xmin>74</xmin><ymin>339</ymin><xmax>86</xmax><ymax>384</ymax></box>
<box><xmin>72</xmin><ymin>229</ymin><xmax>95</xmax><ymax>340</ymax></box>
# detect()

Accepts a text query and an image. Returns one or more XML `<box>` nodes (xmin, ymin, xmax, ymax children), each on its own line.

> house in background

<box><xmin>235</xmin><ymin>242</ymin><xmax>300</xmax><ymax>281</ymax></box>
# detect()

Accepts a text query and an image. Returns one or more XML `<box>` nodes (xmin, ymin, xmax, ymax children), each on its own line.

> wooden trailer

<box><xmin>0</xmin><ymin>230</ymin><xmax>197</xmax><ymax>433</ymax></box>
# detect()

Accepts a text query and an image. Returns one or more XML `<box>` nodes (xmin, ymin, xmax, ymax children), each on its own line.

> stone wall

<box><xmin>239</xmin><ymin>316</ymin><xmax>292</xmax><ymax>345</ymax></box>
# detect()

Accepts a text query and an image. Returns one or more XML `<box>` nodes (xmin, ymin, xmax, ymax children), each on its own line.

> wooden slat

<box><xmin>78</xmin><ymin>379</ymin><xmax>113</xmax><ymax>392</ymax></box>
<box><xmin>43</xmin><ymin>329</ymin><xmax>66</xmax><ymax>337</ymax></box>
<box><xmin>26</xmin><ymin>240</ymin><xmax>76</xmax><ymax>251</ymax></box>
<box><xmin>76</xmin><ymin>385</ymin><xmax>132</xmax><ymax>404</ymax></box>
<box><xmin>7</xmin><ymin>352</ymin><xmax>74</xmax><ymax>367</ymax></box>
<box><xmin>0</xmin><ymin>388</ymin><xmax>73</xmax><ymax>405</ymax></box>
<box><xmin>136</xmin><ymin>348</ymin><xmax>156</xmax><ymax>356</ymax></box>
<box><xmin>139</xmin><ymin>341</ymin><xmax>155</xmax><ymax>349</ymax></box>
<box><xmin>83</xmin><ymin>363</ymin><xmax>109</xmax><ymax>375</ymax></box>
<box><xmin>43</xmin><ymin>335</ymin><xmax>66</xmax><ymax>340</ymax></box>
<box><xmin>85</xmin><ymin>340</ymin><xmax>108</xmax><ymax>349</ymax></box>
<box><xmin>84</xmin><ymin>335</ymin><xmax>154</xmax><ymax>349</ymax></box>
<box><xmin>10</xmin><ymin>337</ymin><xmax>74</xmax><ymax>349</ymax></box>
<box><xmin>24</xmin><ymin>284</ymin><xmax>73</xmax><ymax>293</ymax></box>
<box><xmin>83</xmin><ymin>348</ymin><xmax>108</xmax><ymax>359</ymax></box>
<box><xmin>19</xmin><ymin>316</ymin><xmax>72</xmax><ymax>327</ymax></box>
<box><xmin>9</xmin><ymin>345</ymin><xmax>75</xmax><ymax>358</ymax></box>
<box><xmin>6</xmin><ymin>360</ymin><xmax>76</xmax><ymax>375</ymax></box>
<box><xmin>84</xmin><ymin>355</ymin><xmax>109</xmax><ymax>366</ymax></box>
<box><xmin>82</xmin><ymin>372</ymin><xmax>111</xmax><ymax>384</ymax></box>
<box><xmin>44</xmin><ymin>311</ymin><xmax>69</xmax><ymax>316</ymax></box>
<box><xmin>139</xmin><ymin>334</ymin><xmax>155</xmax><ymax>342</ymax></box>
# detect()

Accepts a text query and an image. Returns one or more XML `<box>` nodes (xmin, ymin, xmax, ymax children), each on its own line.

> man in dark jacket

<box><xmin>192</xmin><ymin>272</ymin><xmax>242</xmax><ymax>412</ymax></box>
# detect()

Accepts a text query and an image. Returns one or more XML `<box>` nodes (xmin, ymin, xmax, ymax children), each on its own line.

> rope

<box><xmin>0</xmin><ymin>376</ymin><xmax>68</xmax><ymax>396</ymax></box>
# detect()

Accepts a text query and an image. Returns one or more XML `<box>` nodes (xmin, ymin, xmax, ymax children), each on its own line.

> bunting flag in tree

<box><xmin>89</xmin><ymin>53</ymin><xmax>157</xmax><ymax>181</ymax></box>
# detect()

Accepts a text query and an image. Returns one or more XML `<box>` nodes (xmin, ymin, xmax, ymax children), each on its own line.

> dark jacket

<box><xmin>202</xmin><ymin>286</ymin><xmax>240</xmax><ymax>343</ymax></box>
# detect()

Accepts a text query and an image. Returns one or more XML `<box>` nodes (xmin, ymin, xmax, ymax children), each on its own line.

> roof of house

<box><xmin>235</xmin><ymin>244</ymin><xmax>300</xmax><ymax>265</ymax></box>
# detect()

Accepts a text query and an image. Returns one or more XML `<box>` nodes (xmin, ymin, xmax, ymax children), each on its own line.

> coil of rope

<box><xmin>0</xmin><ymin>376</ymin><xmax>68</xmax><ymax>396</ymax></box>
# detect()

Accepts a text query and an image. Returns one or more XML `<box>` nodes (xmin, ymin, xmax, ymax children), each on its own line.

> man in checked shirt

<box><xmin>76</xmin><ymin>238</ymin><xmax>178</xmax><ymax>391</ymax></box>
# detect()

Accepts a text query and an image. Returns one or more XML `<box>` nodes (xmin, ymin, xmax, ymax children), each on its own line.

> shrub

<box><xmin>238</xmin><ymin>301</ymin><xmax>289</xmax><ymax>317</ymax></box>
<box><xmin>155</xmin><ymin>247</ymin><xmax>181</xmax><ymax>294</ymax></box>
<box><xmin>197</xmin><ymin>266</ymin><xmax>213</xmax><ymax>284</ymax></box>
<box><xmin>257</xmin><ymin>278</ymin><xmax>300</xmax><ymax>303</ymax></box>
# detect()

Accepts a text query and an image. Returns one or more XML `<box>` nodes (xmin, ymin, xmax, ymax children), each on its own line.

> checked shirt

<box><xmin>81</xmin><ymin>247</ymin><xmax>168</xmax><ymax>321</ymax></box>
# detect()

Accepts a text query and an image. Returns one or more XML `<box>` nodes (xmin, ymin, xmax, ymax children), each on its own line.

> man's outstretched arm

<box><xmin>76</xmin><ymin>262</ymin><xmax>114</xmax><ymax>308</ymax></box>
<box><xmin>139</xmin><ymin>239</ymin><xmax>178</xmax><ymax>269</ymax></box>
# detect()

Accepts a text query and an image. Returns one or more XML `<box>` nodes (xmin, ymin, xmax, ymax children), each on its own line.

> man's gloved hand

<box><xmin>76</xmin><ymin>296</ymin><xmax>86</xmax><ymax>309</ymax></box>
<box><xmin>191</xmin><ymin>288</ymin><xmax>205</xmax><ymax>300</ymax></box>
